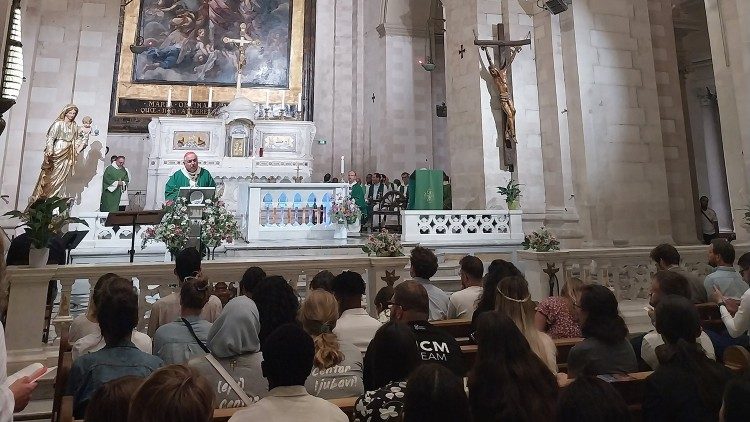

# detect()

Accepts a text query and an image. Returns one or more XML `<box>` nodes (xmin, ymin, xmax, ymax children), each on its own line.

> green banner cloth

<box><xmin>408</xmin><ymin>169</ymin><xmax>445</xmax><ymax>210</ymax></box>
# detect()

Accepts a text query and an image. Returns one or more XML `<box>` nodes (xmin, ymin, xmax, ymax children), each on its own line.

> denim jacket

<box><xmin>67</xmin><ymin>338</ymin><xmax>163</xmax><ymax>418</ymax></box>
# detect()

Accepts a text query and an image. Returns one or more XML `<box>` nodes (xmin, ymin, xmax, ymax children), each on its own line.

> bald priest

<box><xmin>164</xmin><ymin>152</ymin><xmax>216</xmax><ymax>201</ymax></box>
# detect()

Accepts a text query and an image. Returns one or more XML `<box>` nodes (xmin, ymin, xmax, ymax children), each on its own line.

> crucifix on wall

<box><xmin>223</xmin><ymin>23</ymin><xmax>255</xmax><ymax>99</ymax></box>
<box><xmin>474</xmin><ymin>26</ymin><xmax>531</xmax><ymax>172</ymax></box>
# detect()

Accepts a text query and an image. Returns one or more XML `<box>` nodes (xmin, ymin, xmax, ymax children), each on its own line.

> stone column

<box><xmin>699</xmin><ymin>94</ymin><xmax>733</xmax><ymax>231</ymax></box>
<box><xmin>559</xmin><ymin>0</ymin><xmax>674</xmax><ymax>246</ymax></box>
<box><xmin>704</xmin><ymin>0</ymin><xmax>750</xmax><ymax>240</ymax></box>
<box><xmin>443</xmin><ymin>0</ymin><xmax>507</xmax><ymax>209</ymax></box>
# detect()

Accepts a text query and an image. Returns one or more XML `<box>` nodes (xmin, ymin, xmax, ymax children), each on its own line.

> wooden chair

<box><xmin>724</xmin><ymin>345</ymin><xmax>750</xmax><ymax>373</ymax></box>
<box><xmin>369</xmin><ymin>191</ymin><xmax>406</xmax><ymax>232</ymax></box>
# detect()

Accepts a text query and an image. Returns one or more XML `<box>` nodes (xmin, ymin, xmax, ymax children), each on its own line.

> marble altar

<box><xmin>145</xmin><ymin>96</ymin><xmax>316</xmax><ymax>212</ymax></box>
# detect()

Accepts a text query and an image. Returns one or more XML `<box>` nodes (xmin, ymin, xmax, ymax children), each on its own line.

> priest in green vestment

<box><xmin>347</xmin><ymin>170</ymin><xmax>367</xmax><ymax>220</ymax></box>
<box><xmin>164</xmin><ymin>151</ymin><xmax>216</xmax><ymax>202</ymax></box>
<box><xmin>100</xmin><ymin>156</ymin><xmax>129</xmax><ymax>212</ymax></box>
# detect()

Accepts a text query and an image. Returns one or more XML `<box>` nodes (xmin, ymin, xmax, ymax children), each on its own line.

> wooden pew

<box><xmin>213</xmin><ymin>396</ymin><xmax>358</xmax><ymax>422</ymax></box>
<box><xmin>52</xmin><ymin>334</ymin><xmax>72</xmax><ymax>422</ymax></box>
<box><xmin>461</xmin><ymin>337</ymin><xmax>584</xmax><ymax>371</ymax></box>
<box><xmin>432</xmin><ymin>319</ymin><xmax>472</xmax><ymax>345</ymax></box>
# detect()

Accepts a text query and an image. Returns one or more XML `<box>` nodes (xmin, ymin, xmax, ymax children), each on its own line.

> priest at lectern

<box><xmin>164</xmin><ymin>151</ymin><xmax>216</xmax><ymax>201</ymax></box>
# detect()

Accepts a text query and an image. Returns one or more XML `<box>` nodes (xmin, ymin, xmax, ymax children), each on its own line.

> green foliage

<box><xmin>497</xmin><ymin>180</ymin><xmax>522</xmax><ymax>204</ymax></box>
<box><xmin>4</xmin><ymin>196</ymin><xmax>88</xmax><ymax>249</ymax></box>
<box><xmin>522</xmin><ymin>226</ymin><xmax>560</xmax><ymax>252</ymax></box>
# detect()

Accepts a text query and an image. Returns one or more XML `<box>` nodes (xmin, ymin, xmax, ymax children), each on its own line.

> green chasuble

<box><xmin>164</xmin><ymin>167</ymin><xmax>216</xmax><ymax>202</ymax></box>
<box><xmin>100</xmin><ymin>164</ymin><xmax>129</xmax><ymax>212</ymax></box>
<box><xmin>350</xmin><ymin>182</ymin><xmax>367</xmax><ymax>220</ymax></box>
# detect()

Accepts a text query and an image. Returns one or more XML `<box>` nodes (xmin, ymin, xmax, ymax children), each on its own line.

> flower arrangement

<box><xmin>522</xmin><ymin>226</ymin><xmax>560</xmax><ymax>252</ymax></box>
<box><xmin>201</xmin><ymin>199</ymin><xmax>240</xmax><ymax>248</ymax></box>
<box><xmin>4</xmin><ymin>196</ymin><xmax>88</xmax><ymax>249</ymax></box>
<box><xmin>362</xmin><ymin>229</ymin><xmax>404</xmax><ymax>257</ymax></box>
<box><xmin>141</xmin><ymin>197</ymin><xmax>190</xmax><ymax>253</ymax></box>
<box><xmin>330</xmin><ymin>193</ymin><xmax>361</xmax><ymax>225</ymax></box>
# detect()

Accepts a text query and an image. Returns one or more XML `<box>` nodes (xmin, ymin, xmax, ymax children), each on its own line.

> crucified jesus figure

<box><xmin>483</xmin><ymin>45</ymin><xmax>521</xmax><ymax>147</ymax></box>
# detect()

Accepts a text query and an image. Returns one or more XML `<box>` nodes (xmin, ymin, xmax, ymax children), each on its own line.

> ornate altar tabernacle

<box><xmin>145</xmin><ymin>96</ymin><xmax>316</xmax><ymax>212</ymax></box>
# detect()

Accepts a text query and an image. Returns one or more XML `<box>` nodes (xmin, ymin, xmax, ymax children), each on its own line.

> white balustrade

<box><xmin>3</xmin><ymin>255</ymin><xmax>409</xmax><ymax>370</ymax></box>
<box><xmin>518</xmin><ymin>244</ymin><xmax>750</xmax><ymax>301</ymax></box>
<box><xmin>402</xmin><ymin>210</ymin><xmax>524</xmax><ymax>244</ymax></box>
<box><xmin>239</xmin><ymin>183</ymin><xmax>349</xmax><ymax>241</ymax></box>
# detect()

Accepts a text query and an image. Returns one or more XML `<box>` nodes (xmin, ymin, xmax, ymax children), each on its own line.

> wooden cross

<box><xmin>458</xmin><ymin>44</ymin><xmax>466</xmax><ymax>59</ymax></box>
<box><xmin>223</xmin><ymin>23</ymin><xmax>253</xmax><ymax>98</ymax></box>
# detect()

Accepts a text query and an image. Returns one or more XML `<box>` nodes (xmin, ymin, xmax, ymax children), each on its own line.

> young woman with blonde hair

<box><xmin>298</xmin><ymin>290</ymin><xmax>364</xmax><ymax>399</ymax></box>
<box><xmin>494</xmin><ymin>276</ymin><xmax>557</xmax><ymax>372</ymax></box>
<box><xmin>535</xmin><ymin>277</ymin><xmax>584</xmax><ymax>339</ymax></box>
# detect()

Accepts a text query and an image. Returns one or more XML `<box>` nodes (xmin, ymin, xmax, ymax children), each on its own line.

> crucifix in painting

<box><xmin>223</xmin><ymin>23</ymin><xmax>256</xmax><ymax>98</ymax></box>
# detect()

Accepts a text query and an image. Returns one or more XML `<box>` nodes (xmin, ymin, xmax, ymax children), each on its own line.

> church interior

<box><xmin>0</xmin><ymin>0</ymin><xmax>749</xmax><ymax>420</ymax></box>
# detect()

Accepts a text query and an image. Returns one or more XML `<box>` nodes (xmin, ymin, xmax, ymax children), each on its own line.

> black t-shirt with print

<box><xmin>409</xmin><ymin>321</ymin><xmax>465</xmax><ymax>377</ymax></box>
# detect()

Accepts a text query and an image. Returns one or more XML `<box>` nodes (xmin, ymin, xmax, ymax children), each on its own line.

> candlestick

<box><xmin>265</xmin><ymin>90</ymin><xmax>270</xmax><ymax>108</ymax></box>
<box><xmin>281</xmin><ymin>91</ymin><xmax>286</xmax><ymax>111</ymax></box>
<box><xmin>187</xmin><ymin>86</ymin><xmax>192</xmax><ymax>107</ymax></box>
<box><xmin>297</xmin><ymin>93</ymin><xmax>302</xmax><ymax>111</ymax></box>
<box><xmin>208</xmin><ymin>87</ymin><xmax>213</xmax><ymax>108</ymax></box>
<box><xmin>340</xmin><ymin>155</ymin><xmax>345</xmax><ymax>175</ymax></box>
<box><xmin>167</xmin><ymin>87</ymin><xmax>172</xmax><ymax>108</ymax></box>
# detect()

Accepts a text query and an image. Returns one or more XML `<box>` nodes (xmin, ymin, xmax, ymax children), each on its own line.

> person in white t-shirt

<box><xmin>448</xmin><ymin>255</ymin><xmax>484</xmax><ymax>319</ymax></box>
<box><xmin>700</xmin><ymin>195</ymin><xmax>719</xmax><ymax>245</ymax></box>
<box><xmin>331</xmin><ymin>271</ymin><xmax>382</xmax><ymax>354</ymax></box>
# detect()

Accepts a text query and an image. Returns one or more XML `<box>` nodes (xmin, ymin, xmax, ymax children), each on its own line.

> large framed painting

<box><xmin>110</xmin><ymin>0</ymin><xmax>316</xmax><ymax>132</ymax></box>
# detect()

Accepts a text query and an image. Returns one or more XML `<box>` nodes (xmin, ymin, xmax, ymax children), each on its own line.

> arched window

<box><xmin>1</xmin><ymin>0</ymin><xmax>23</xmax><ymax>106</ymax></box>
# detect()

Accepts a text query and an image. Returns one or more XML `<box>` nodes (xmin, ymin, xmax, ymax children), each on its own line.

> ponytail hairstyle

<box><xmin>180</xmin><ymin>275</ymin><xmax>211</xmax><ymax>311</ymax></box>
<box><xmin>298</xmin><ymin>289</ymin><xmax>345</xmax><ymax>370</ymax></box>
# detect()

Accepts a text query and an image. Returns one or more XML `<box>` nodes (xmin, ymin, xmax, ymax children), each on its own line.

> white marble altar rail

<box><xmin>3</xmin><ymin>256</ymin><xmax>408</xmax><ymax>369</ymax></box>
<box><xmin>518</xmin><ymin>244</ymin><xmax>750</xmax><ymax>302</ymax></box>
<box><xmin>402</xmin><ymin>210</ymin><xmax>524</xmax><ymax>244</ymax></box>
<box><xmin>239</xmin><ymin>183</ymin><xmax>349</xmax><ymax>241</ymax></box>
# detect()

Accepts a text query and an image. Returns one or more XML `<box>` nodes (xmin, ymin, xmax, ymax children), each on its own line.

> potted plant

<box><xmin>498</xmin><ymin>180</ymin><xmax>522</xmax><ymax>210</ymax></box>
<box><xmin>4</xmin><ymin>196</ymin><xmax>88</xmax><ymax>267</ymax></box>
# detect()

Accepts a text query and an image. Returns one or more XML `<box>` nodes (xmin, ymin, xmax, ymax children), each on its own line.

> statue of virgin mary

<box><xmin>29</xmin><ymin>104</ymin><xmax>90</xmax><ymax>203</ymax></box>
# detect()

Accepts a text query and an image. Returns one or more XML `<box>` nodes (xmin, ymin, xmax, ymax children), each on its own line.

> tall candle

<box><xmin>281</xmin><ymin>91</ymin><xmax>286</xmax><ymax>110</ymax></box>
<box><xmin>208</xmin><ymin>87</ymin><xmax>213</xmax><ymax>107</ymax></box>
<box><xmin>167</xmin><ymin>87</ymin><xmax>172</xmax><ymax>108</ymax></box>
<box><xmin>187</xmin><ymin>86</ymin><xmax>192</xmax><ymax>107</ymax></box>
<box><xmin>340</xmin><ymin>155</ymin><xmax>345</xmax><ymax>175</ymax></box>
<box><xmin>297</xmin><ymin>93</ymin><xmax>302</xmax><ymax>111</ymax></box>
<box><xmin>265</xmin><ymin>90</ymin><xmax>270</xmax><ymax>108</ymax></box>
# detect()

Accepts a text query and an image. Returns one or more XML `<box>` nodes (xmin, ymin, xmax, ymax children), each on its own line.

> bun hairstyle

<box><xmin>298</xmin><ymin>290</ymin><xmax>345</xmax><ymax>370</ymax></box>
<box><xmin>180</xmin><ymin>275</ymin><xmax>211</xmax><ymax>310</ymax></box>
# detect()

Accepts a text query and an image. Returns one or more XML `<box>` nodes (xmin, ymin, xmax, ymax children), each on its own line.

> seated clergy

<box><xmin>164</xmin><ymin>151</ymin><xmax>216</xmax><ymax>202</ymax></box>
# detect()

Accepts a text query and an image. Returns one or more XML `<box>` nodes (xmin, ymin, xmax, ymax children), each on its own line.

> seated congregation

<box><xmin>57</xmin><ymin>241</ymin><xmax>750</xmax><ymax>421</ymax></box>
